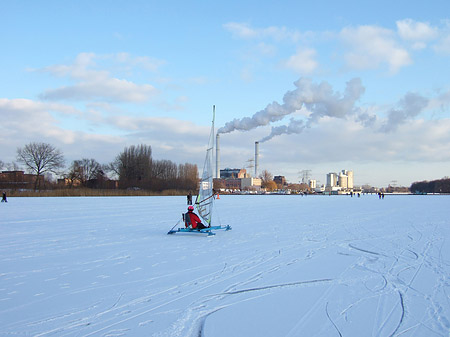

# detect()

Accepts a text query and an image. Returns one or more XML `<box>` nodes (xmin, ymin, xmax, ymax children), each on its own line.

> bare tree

<box><xmin>259</xmin><ymin>169</ymin><xmax>273</xmax><ymax>188</ymax></box>
<box><xmin>110</xmin><ymin>144</ymin><xmax>152</xmax><ymax>188</ymax></box>
<box><xmin>68</xmin><ymin>158</ymin><xmax>104</xmax><ymax>187</ymax></box>
<box><xmin>108</xmin><ymin>144</ymin><xmax>199</xmax><ymax>191</ymax></box>
<box><xmin>16</xmin><ymin>142</ymin><xmax>65</xmax><ymax>190</ymax></box>
<box><xmin>178</xmin><ymin>163</ymin><xmax>198</xmax><ymax>190</ymax></box>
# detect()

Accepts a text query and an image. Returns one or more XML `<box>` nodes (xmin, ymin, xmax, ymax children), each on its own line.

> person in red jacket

<box><xmin>185</xmin><ymin>206</ymin><xmax>209</xmax><ymax>229</ymax></box>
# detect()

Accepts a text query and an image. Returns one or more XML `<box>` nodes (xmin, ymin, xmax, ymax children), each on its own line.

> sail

<box><xmin>196</xmin><ymin>106</ymin><xmax>215</xmax><ymax>225</ymax></box>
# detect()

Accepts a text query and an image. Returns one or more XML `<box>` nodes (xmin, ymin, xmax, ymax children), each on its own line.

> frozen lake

<box><xmin>0</xmin><ymin>195</ymin><xmax>449</xmax><ymax>336</ymax></box>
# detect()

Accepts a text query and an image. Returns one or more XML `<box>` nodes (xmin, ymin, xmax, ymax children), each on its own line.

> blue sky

<box><xmin>1</xmin><ymin>0</ymin><xmax>450</xmax><ymax>187</ymax></box>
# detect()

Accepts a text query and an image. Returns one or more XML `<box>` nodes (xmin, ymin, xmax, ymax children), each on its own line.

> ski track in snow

<box><xmin>0</xmin><ymin>195</ymin><xmax>449</xmax><ymax>336</ymax></box>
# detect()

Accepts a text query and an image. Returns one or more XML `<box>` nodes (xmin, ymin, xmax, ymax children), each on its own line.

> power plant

<box><xmin>214</xmin><ymin>134</ymin><xmax>358</xmax><ymax>194</ymax></box>
<box><xmin>215</xmin><ymin>134</ymin><xmax>261</xmax><ymax>179</ymax></box>
<box><xmin>214</xmin><ymin>134</ymin><xmax>262</xmax><ymax>191</ymax></box>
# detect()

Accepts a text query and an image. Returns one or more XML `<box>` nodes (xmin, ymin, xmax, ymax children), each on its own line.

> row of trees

<box><xmin>107</xmin><ymin>144</ymin><xmax>198</xmax><ymax>191</ymax></box>
<box><xmin>2</xmin><ymin>142</ymin><xmax>198</xmax><ymax>192</ymax></box>
<box><xmin>410</xmin><ymin>178</ymin><xmax>450</xmax><ymax>194</ymax></box>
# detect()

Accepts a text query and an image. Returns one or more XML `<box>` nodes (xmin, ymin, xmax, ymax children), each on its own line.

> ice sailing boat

<box><xmin>168</xmin><ymin>106</ymin><xmax>232</xmax><ymax>236</ymax></box>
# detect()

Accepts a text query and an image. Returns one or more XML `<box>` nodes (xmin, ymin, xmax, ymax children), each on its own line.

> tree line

<box><xmin>410</xmin><ymin>178</ymin><xmax>450</xmax><ymax>194</ymax></box>
<box><xmin>1</xmin><ymin>142</ymin><xmax>198</xmax><ymax>192</ymax></box>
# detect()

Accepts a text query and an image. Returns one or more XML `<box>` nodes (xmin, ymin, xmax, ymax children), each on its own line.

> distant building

<box><xmin>214</xmin><ymin>168</ymin><xmax>261</xmax><ymax>192</ymax></box>
<box><xmin>309</xmin><ymin>179</ymin><xmax>317</xmax><ymax>189</ymax></box>
<box><xmin>220</xmin><ymin>168</ymin><xmax>248</xmax><ymax>179</ymax></box>
<box><xmin>347</xmin><ymin>170</ymin><xmax>354</xmax><ymax>189</ymax></box>
<box><xmin>214</xmin><ymin>177</ymin><xmax>261</xmax><ymax>191</ymax></box>
<box><xmin>315</xmin><ymin>184</ymin><xmax>325</xmax><ymax>193</ymax></box>
<box><xmin>58</xmin><ymin>177</ymin><xmax>119</xmax><ymax>189</ymax></box>
<box><xmin>326</xmin><ymin>170</ymin><xmax>354</xmax><ymax>192</ymax></box>
<box><xmin>241</xmin><ymin>177</ymin><xmax>262</xmax><ymax>190</ymax></box>
<box><xmin>338</xmin><ymin>170</ymin><xmax>354</xmax><ymax>190</ymax></box>
<box><xmin>273</xmin><ymin>175</ymin><xmax>286</xmax><ymax>186</ymax></box>
<box><xmin>326</xmin><ymin>173</ymin><xmax>338</xmax><ymax>188</ymax></box>
<box><xmin>339</xmin><ymin>171</ymin><xmax>348</xmax><ymax>189</ymax></box>
<box><xmin>57</xmin><ymin>177</ymin><xmax>82</xmax><ymax>187</ymax></box>
<box><xmin>0</xmin><ymin>171</ymin><xmax>43</xmax><ymax>190</ymax></box>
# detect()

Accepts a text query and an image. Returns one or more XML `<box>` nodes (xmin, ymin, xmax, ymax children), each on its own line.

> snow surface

<box><xmin>0</xmin><ymin>195</ymin><xmax>449</xmax><ymax>337</ymax></box>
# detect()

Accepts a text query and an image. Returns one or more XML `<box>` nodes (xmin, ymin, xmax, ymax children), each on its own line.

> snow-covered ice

<box><xmin>0</xmin><ymin>195</ymin><xmax>449</xmax><ymax>336</ymax></box>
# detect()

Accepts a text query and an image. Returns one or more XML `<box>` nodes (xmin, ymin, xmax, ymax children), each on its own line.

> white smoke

<box><xmin>217</xmin><ymin>77</ymin><xmax>366</xmax><ymax>141</ymax></box>
<box><xmin>218</xmin><ymin>77</ymin><xmax>432</xmax><ymax>142</ymax></box>
<box><xmin>259</xmin><ymin>118</ymin><xmax>305</xmax><ymax>143</ymax></box>
<box><xmin>380</xmin><ymin>92</ymin><xmax>429</xmax><ymax>132</ymax></box>
<box><xmin>301</xmin><ymin>77</ymin><xmax>365</xmax><ymax>125</ymax></box>
<box><xmin>217</xmin><ymin>101</ymin><xmax>291</xmax><ymax>134</ymax></box>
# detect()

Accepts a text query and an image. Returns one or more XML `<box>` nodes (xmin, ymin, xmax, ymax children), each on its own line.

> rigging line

<box><xmin>168</xmin><ymin>219</ymin><xmax>182</xmax><ymax>232</ymax></box>
<box><xmin>196</xmin><ymin>194</ymin><xmax>216</xmax><ymax>205</ymax></box>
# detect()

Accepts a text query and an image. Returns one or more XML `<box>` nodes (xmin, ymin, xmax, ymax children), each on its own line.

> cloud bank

<box><xmin>37</xmin><ymin>53</ymin><xmax>159</xmax><ymax>103</ymax></box>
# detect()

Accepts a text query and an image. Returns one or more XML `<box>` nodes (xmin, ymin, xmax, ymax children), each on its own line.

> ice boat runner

<box><xmin>168</xmin><ymin>106</ymin><xmax>231</xmax><ymax>236</ymax></box>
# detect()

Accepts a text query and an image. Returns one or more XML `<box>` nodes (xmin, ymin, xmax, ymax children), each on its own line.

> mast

<box><xmin>196</xmin><ymin>105</ymin><xmax>215</xmax><ymax>225</ymax></box>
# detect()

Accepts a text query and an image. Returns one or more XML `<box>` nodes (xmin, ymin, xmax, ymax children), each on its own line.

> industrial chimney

<box><xmin>216</xmin><ymin>133</ymin><xmax>220</xmax><ymax>179</ymax></box>
<box><xmin>255</xmin><ymin>141</ymin><xmax>259</xmax><ymax>177</ymax></box>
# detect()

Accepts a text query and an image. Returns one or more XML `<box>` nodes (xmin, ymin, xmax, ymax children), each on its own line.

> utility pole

<box><xmin>299</xmin><ymin>170</ymin><xmax>311</xmax><ymax>184</ymax></box>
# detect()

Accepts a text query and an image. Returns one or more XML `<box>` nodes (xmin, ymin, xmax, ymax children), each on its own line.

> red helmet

<box><xmin>188</xmin><ymin>206</ymin><xmax>194</xmax><ymax>211</ymax></box>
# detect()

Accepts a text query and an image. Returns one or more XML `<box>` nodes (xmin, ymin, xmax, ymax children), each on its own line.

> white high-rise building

<box><xmin>347</xmin><ymin>170</ymin><xmax>354</xmax><ymax>189</ymax></box>
<box><xmin>326</xmin><ymin>173</ymin><xmax>338</xmax><ymax>187</ymax></box>
<box><xmin>327</xmin><ymin>170</ymin><xmax>354</xmax><ymax>191</ymax></box>
<box><xmin>339</xmin><ymin>171</ymin><xmax>348</xmax><ymax>189</ymax></box>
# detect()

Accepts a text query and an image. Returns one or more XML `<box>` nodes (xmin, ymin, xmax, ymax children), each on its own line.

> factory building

<box><xmin>273</xmin><ymin>175</ymin><xmax>287</xmax><ymax>186</ymax></box>
<box><xmin>325</xmin><ymin>170</ymin><xmax>354</xmax><ymax>193</ymax></box>
<box><xmin>339</xmin><ymin>170</ymin><xmax>354</xmax><ymax>189</ymax></box>
<box><xmin>214</xmin><ymin>168</ymin><xmax>261</xmax><ymax>192</ymax></box>
<box><xmin>326</xmin><ymin>173</ymin><xmax>338</xmax><ymax>188</ymax></box>
<box><xmin>220</xmin><ymin>168</ymin><xmax>248</xmax><ymax>179</ymax></box>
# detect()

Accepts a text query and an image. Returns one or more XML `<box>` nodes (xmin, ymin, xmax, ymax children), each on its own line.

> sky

<box><xmin>1</xmin><ymin>0</ymin><xmax>450</xmax><ymax>187</ymax></box>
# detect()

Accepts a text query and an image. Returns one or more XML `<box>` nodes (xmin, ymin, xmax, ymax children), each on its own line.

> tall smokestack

<box><xmin>255</xmin><ymin>141</ymin><xmax>259</xmax><ymax>177</ymax></box>
<box><xmin>216</xmin><ymin>133</ymin><xmax>220</xmax><ymax>179</ymax></box>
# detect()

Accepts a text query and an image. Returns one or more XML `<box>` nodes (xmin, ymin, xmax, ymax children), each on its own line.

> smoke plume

<box><xmin>217</xmin><ymin>77</ymin><xmax>365</xmax><ymax>141</ymax></box>
<box><xmin>259</xmin><ymin>118</ymin><xmax>305</xmax><ymax>143</ymax></box>
<box><xmin>380</xmin><ymin>92</ymin><xmax>429</xmax><ymax>132</ymax></box>
<box><xmin>217</xmin><ymin>101</ymin><xmax>291</xmax><ymax>134</ymax></box>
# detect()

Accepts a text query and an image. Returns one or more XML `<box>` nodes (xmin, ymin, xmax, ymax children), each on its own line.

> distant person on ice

<box><xmin>187</xmin><ymin>191</ymin><xmax>192</xmax><ymax>205</ymax></box>
<box><xmin>185</xmin><ymin>205</ymin><xmax>209</xmax><ymax>230</ymax></box>
<box><xmin>1</xmin><ymin>192</ymin><xmax>7</xmax><ymax>202</ymax></box>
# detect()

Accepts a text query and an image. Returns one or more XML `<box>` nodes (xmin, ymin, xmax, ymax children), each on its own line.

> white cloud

<box><xmin>224</xmin><ymin>22</ymin><xmax>258</xmax><ymax>39</ymax></box>
<box><xmin>41</xmin><ymin>78</ymin><xmax>157</xmax><ymax>103</ymax></box>
<box><xmin>0</xmin><ymin>98</ymin><xmax>210</xmax><ymax>166</ymax></box>
<box><xmin>114</xmin><ymin>52</ymin><xmax>166</xmax><ymax>72</ymax></box>
<box><xmin>396</xmin><ymin>19</ymin><xmax>438</xmax><ymax>49</ymax></box>
<box><xmin>269</xmin><ymin>117</ymin><xmax>450</xmax><ymax>163</ymax></box>
<box><xmin>256</xmin><ymin>42</ymin><xmax>277</xmax><ymax>56</ymax></box>
<box><xmin>41</xmin><ymin>52</ymin><xmax>100</xmax><ymax>79</ymax></box>
<box><xmin>37</xmin><ymin>53</ymin><xmax>159</xmax><ymax>103</ymax></box>
<box><xmin>0</xmin><ymin>99</ymin><xmax>85</xmax><ymax>144</ymax></box>
<box><xmin>223</xmin><ymin>22</ymin><xmax>303</xmax><ymax>42</ymax></box>
<box><xmin>284</xmin><ymin>48</ymin><xmax>318</xmax><ymax>74</ymax></box>
<box><xmin>339</xmin><ymin>25</ymin><xmax>412</xmax><ymax>73</ymax></box>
